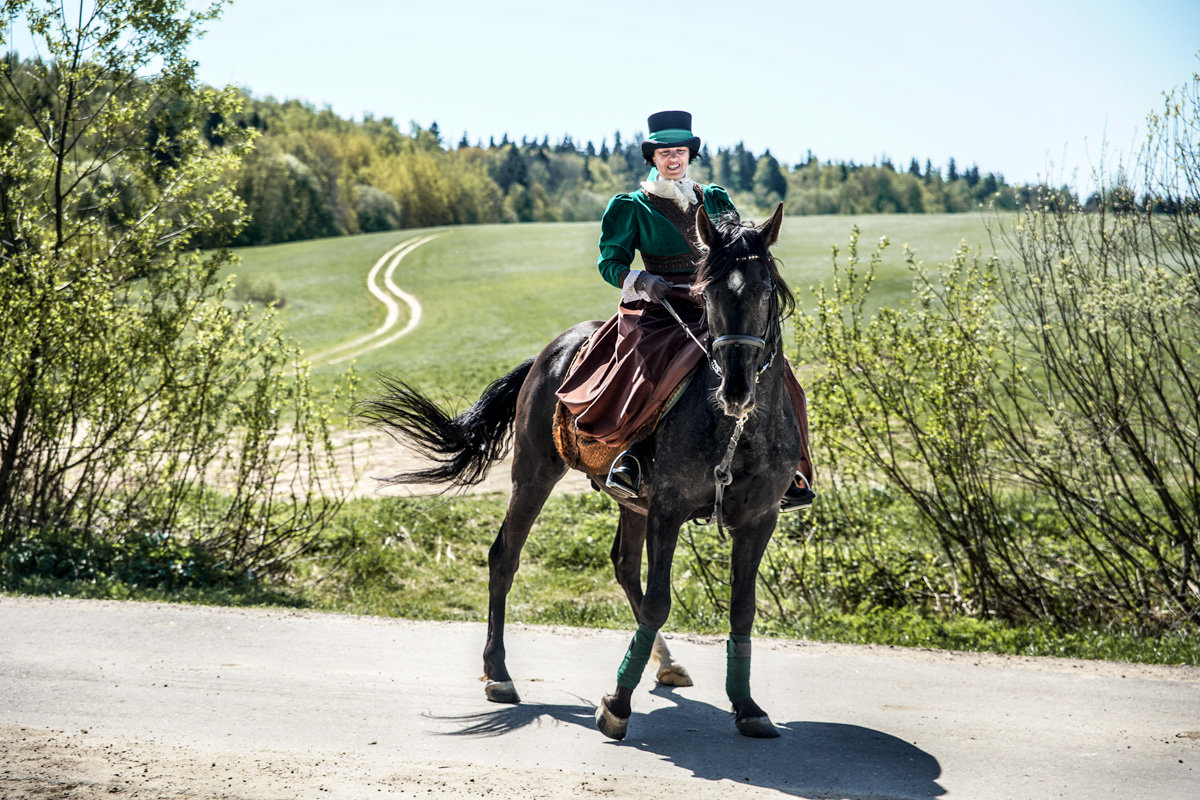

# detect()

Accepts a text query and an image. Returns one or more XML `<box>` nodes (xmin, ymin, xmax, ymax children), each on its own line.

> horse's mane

<box><xmin>693</xmin><ymin>214</ymin><xmax>796</xmax><ymax>318</ymax></box>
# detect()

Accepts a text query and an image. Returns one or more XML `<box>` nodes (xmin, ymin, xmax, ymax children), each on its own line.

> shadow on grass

<box><xmin>427</xmin><ymin>686</ymin><xmax>943</xmax><ymax>799</ymax></box>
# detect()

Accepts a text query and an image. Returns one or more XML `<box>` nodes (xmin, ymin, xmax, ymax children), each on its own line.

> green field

<box><xmin>226</xmin><ymin>213</ymin><xmax>1015</xmax><ymax>401</ymax></box>
<box><xmin>13</xmin><ymin>212</ymin><xmax>1194</xmax><ymax>664</ymax></box>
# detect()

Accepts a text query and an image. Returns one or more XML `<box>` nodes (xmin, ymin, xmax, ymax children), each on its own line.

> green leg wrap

<box><xmin>726</xmin><ymin>633</ymin><xmax>752</xmax><ymax>704</ymax></box>
<box><xmin>616</xmin><ymin>623</ymin><xmax>658</xmax><ymax>690</ymax></box>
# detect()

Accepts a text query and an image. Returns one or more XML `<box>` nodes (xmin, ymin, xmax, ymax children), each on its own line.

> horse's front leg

<box><xmin>610</xmin><ymin>508</ymin><xmax>693</xmax><ymax>689</ymax></box>
<box><xmin>596</xmin><ymin>506</ymin><xmax>686</xmax><ymax>740</ymax></box>
<box><xmin>726</xmin><ymin>510</ymin><xmax>781</xmax><ymax>738</ymax></box>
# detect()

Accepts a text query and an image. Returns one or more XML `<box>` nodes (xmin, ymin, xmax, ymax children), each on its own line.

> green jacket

<box><xmin>596</xmin><ymin>184</ymin><xmax>738</xmax><ymax>287</ymax></box>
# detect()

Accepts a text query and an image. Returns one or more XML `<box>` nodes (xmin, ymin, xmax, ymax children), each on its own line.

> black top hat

<box><xmin>641</xmin><ymin>110</ymin><xmax>702</xmax><ymax>161</ymax></box>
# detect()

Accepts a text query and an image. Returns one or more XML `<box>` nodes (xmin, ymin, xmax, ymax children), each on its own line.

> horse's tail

<box><xmin>358</xmin><ymin>358</ymin><xmax>536</xmax><ymax>489</ymax></box>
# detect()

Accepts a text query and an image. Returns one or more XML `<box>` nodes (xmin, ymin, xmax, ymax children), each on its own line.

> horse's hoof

<box><xmin>485</xmin><ymin>680</ymin><xmax>520</xmax><ymax>704</ymax></box>
<box><xmin>736</xmin><ymin>715</ymin><xmax>780</xmax><ymax>738</ymax></box>
<box><xmin>655</xmin><ymin>664</ymin><xmax>694</xmax><ymax>687</ymax></box>
<box><xmin>595</xmin><ymin>702</ymin><xmax>629</xmax><ymax>740</ymax></box>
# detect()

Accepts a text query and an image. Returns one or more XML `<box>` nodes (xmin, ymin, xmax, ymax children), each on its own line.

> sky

<box><xmin>37</xmin><ymin>1</ymin><xmax>1200</xmax><ymax>188</ymax></box>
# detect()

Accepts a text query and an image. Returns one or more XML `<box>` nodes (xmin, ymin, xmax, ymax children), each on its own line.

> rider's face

<box><xmin>652</xmin><ymin>146</ymin><xmax>690</xmax><ymax>180</ymax></box>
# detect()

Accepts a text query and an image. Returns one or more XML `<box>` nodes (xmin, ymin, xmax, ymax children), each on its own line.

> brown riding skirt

<box><xmin>557</xmin><ymin>291</ymin><xmax>705</xmax><ymax>448</ymax></box>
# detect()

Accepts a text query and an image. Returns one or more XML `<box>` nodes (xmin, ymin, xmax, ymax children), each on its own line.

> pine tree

<box><xmin>753</xmin><ymin>151</ymin><xmax>787</xmax><ymax>202</ymax></box>
<box><xmin>733</xmin><ymin>142</ymin><xmax>756</xmax><ymax>191</ymax></box>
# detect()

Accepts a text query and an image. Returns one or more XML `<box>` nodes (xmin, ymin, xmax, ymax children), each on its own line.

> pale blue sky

<box><xmin>93</xmin><ymin>1</ymin><xmax>1200</xmax><ymax>186</ymax></box>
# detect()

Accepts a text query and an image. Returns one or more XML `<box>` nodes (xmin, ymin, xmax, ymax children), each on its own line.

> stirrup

<box><xmin>780</xmin><ymin>472</ymin><xmax>815</xmax><ymax>513</ymax></box>
<box><xmin>605</xmin><ymin>450</ymin><xmax>641</xmax><ymax>499</ymax></box>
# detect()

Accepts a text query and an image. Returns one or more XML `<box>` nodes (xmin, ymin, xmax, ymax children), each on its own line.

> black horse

<box><xmin>359</xmin><ymin>205</ymin><xmax>803</xmax><ymax>740</ymax></box>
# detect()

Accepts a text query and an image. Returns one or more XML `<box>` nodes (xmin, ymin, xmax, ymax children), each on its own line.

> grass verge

<box><xmin>6</xmin><ymin>491</ymin><xmax>1196</xmax><ymax>666</ymax></box>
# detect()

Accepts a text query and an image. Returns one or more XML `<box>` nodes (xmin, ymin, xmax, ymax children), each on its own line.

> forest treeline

<box><xmin>212</xmin><ymin>93</ymin><xmax>1046</xmax><ymax>247</ymax></box>
<box><xmin>1</xmin><ymin>52</ymin><xmax>1180</xmax><ymax>251</ymax></box>
<box><xmin>0</xmin><ymin>51</ymin><xmax>1124</xmax><ymax>249</ymax></box>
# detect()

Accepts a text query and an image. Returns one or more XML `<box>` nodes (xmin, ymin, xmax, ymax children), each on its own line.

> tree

<box><xmin>732</xmin><ymin>142</ymin><xmax>756</xmax><ymax>191</ymax></box>
<box><xmin>234</xmin><ymin>145</ymin><xmax>341</xmax><ymax>244</ymax></box>
<box><xmin>752</xmin><ymin>151</ymin><xmax>787</xmax><ymax>203</ymax></box>
<box><xmin>981</xmin><ymin>74</ymin><xmax>1200</xmax><ymax>625</ymax></box>
<box><xmin>712</xmin><ymin>148</ymin><xmax>733</xmax><ymax>188</ymax></box>
<box><xmin>0</xmin><ymin>0</ymin><xmax>345</xmax><ymax>579</ymax></box>
<box><xmin>355</xmin><ymin>184</ymin><xmax>400</xmax><ymax>232</ymax></box>
<box><xmin>492</xmin><ymin>143</ymin><xmax>528</xmax><ymax>191</ymax></box>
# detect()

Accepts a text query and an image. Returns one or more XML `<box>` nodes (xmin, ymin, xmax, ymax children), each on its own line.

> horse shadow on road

<box><xmin>428</xmin><ymin>686</ymin><xmax>944</xmax><ymax>799</ymax></box>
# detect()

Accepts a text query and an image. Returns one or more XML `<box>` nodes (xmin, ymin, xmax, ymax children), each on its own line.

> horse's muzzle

<box><xmin>716</xmin><ymin>379</ymin><xmax>756</xmax><ymax>420</ymax></box>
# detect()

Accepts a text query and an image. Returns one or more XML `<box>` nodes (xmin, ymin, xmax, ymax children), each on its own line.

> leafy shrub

<box><xmin>0</xmin><ymin>2</ymin><xmax>348</xmax><ymax>586</ymax></box>
<box><xmin>232</xmin><ymin>273</ymin><xmax>286</xmax><ymax>307</ymax></box>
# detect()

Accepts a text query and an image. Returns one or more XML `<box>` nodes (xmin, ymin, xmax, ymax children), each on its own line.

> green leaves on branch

<box><xmin>0</xmin><ymin>0</ymin><xmax>349</xmax><ymax>583</ymax></box>
<box><xmin>786</xmin><ymin>70</ymin><xmax>1200</xmax><ymax>630</ymax></box>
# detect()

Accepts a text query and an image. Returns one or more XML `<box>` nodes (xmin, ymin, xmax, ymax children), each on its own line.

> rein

<box><xmin>659</xmin><ymin>292</ymin><xmax>778</xmax><ymax>379</ymax></box>
<box><xmin>658</xmin><ymin>261</ymin><xmax>783</xmax><ymax>532</ymax></box>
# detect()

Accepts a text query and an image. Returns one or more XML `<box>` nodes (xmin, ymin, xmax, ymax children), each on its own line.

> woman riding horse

<box><xmin>555</xmin><ymin>110</ymin><xmax>815</xmax><ymax>509</ymax></box>
<box><xmin>358</xmin><ymin>112</ymin><xmax>817</xmax><ymax>740</ymax></box>
<box><xmin>359</xmin><ymin>200</ymin><xmax>806</xmax><ymax>739</ymax></box>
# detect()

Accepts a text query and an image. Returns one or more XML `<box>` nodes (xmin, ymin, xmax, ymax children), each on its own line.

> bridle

<box><xmin>658</xmin><ymin>253</ymin><xmax>784</xmax><ymax>531</ymax></box>
<box><xmin>659</xmin><ymin>255</ymin><xmax>780</xmax><ymax>380</ymax></box>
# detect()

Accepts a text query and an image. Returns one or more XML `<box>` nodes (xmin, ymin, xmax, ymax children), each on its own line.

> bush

<box><xmin>778</xmin><ymin>70</ymin><xmax>1200</xmax><ymax>632</ymax></box>
<box><xmin>0</xmin><ymin>1</ymin><xmax>349</xmax><ymax>585</ymax></box>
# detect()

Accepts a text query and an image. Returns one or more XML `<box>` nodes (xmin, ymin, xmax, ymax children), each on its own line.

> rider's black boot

<box><xmin>606</xmin><ymin>442</ymin><xmax>648</xmax><ymax>499</ymax></box>
<box><xmin>780</xmin><ymin>473</ymin><xmax>815</xmax><ymax>513</ymax></box>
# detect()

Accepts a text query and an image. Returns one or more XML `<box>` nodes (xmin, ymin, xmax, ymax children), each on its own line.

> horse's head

<box><xmin>693</xmin><ymin>204</ymin><xmax>794</xmax><ymax>420</ymax></box>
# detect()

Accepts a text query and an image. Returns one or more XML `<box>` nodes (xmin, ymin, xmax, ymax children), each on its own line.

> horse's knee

<box><xmin>638</xmin><ymin>596</ymin><xmax>671</xmax><ymax>630</ymax></box>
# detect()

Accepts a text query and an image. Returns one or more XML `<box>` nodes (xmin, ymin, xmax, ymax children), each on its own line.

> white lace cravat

<box><xmin>640</xmin><ymin>178</ymin><xmax>697</xmax><ymax>212</ymax></box>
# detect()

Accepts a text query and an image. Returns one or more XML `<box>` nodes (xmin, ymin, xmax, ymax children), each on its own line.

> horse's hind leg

<box><xmin>482</xmin><ymin>458</ymin><xmax>564</xmax><ymax>704</ymax></box>
<box><xmin>610</xmin><ymin>508</ymin><xmax>692</xmax><ymax>688</ymax></box>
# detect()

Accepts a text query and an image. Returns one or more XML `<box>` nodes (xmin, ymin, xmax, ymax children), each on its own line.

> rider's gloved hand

<box><xmin>633</xmin><ymin>271</ymin><xmax>672</xmax><ymax>304</ymax></box>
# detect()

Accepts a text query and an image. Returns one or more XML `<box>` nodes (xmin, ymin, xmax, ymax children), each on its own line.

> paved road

<box><xmin>1</xmin><ymin>597</ymin><xmax>1196</xmax><ymax>799</ymax></box>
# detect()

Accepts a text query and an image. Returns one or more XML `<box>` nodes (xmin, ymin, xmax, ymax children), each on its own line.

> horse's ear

<box><xmin>695</xmin><ymin>206</ymin><xmax>716</xmax><ymax>249</ymax></box>
<box><xmin>758</xmin><ymin>203</ymin><xmax>787</xmax><ymax>247</ymax></box>
<box><xmin>758</xmin><ymin>203</ymin><xmax>784</xmax><ymax>247</ymax></box>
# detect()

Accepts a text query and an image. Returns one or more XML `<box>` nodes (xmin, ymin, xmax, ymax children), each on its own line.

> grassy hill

<box><xmin>225</xmin><ymin>213</ymin><xmax>1014</xmax><ymax>402</ymax></box>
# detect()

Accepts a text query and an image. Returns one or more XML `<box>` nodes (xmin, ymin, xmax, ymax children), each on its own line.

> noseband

<box><xmin>708</xmin><ymin>323</ymin><xmax>776</xmax><ymax>379</ymax></box>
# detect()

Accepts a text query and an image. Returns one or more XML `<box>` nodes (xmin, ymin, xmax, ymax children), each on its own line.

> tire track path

<box><xmin>311</xmin><ymin>234</ymin><xmax>440</xmax><ymax>365</ymax></box>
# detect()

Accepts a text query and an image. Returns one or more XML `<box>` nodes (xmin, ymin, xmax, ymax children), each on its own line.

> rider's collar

<box><xmin>641</xmin><ymin>177</ymin><xmax>697</xmax><ymax>212</ymax></box>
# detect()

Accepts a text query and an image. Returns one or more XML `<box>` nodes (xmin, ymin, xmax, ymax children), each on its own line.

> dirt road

<box><xmin>2</xmin><ymin>597</ymin><xmax>1197</xmax><ymax>799</ymax></box>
